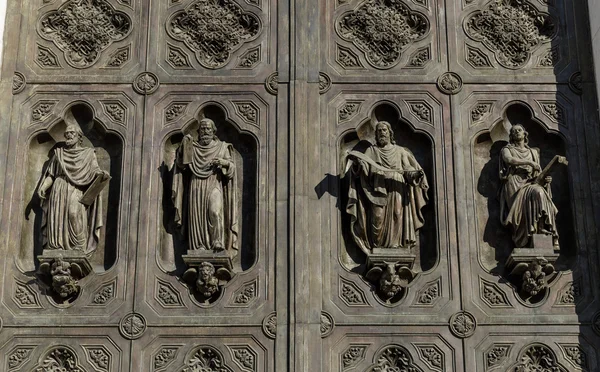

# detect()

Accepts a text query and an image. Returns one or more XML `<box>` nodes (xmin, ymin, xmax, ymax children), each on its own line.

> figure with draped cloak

<box><xmin>37</xmin><ymin>125</ymin><xmax>106</xmax><ymax>254</ymax></box>
<box><xmin>500</xmin><ymin>124</ymin><xmax>559</xmax><ymax>248</ymax></box>
<box><xmin>346</xmin><ymin>121</ymin><xmax>429</xmax><ymax>253</ymax></box>
<box><xmin>172</xmin><ymin>118</ymin><xmax>238</xmax><ymax>254</ymax></box>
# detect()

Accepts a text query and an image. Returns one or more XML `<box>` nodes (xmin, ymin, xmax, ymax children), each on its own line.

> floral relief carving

<box><xmin>13</xmin><ymin>72</ymin><xmax>26</xmax><ymax>94</ymax></box>
<box><xmin>414</xmin><ymin>344</ymin><xmax>444</xmax><ymax>371</ymax></box>
<box><xmin>119</xmin><ymin>312</ymin><xmax>147</xmax><ymax>340</ymax></box>
<box><xmin>511</xmin><ymin>344</ymin><xmax>567</xmax><ymax>372</ymax></box>
<box><xmin>341</xmin><ymin>345</ymin><xmax>368</xmax><ymax>371</ymax></box>
<box><xmin>449</xmin><ymin>311</ymin><xmax>476</xmax><ymax>338</ymax></box>
<box><xmin>319</xmin><ymin>72</ymin><xmax>332</xmax><ymax>94</ymax></box>
<box><xmin>83</xmin><ymin>346</ymin><xmax>110</xmax><ymax>372</ymax></box>
<box><xmin>36</xmin><ymin>44</ymin><xmax>62</xmax><ymax>68</ymax></box>
<box><xmin>38</xmin><ymin>0</ymin><xmax>133</xmax><ymax>68</ymax></box>
<box><xmin>437</xmin><ymin>72</ymin><xmax>462</xmax><ymax>94</ymax></box>
<box><xmin>559</xmin><ymin>344</ymin><xmax>587</xmax><ymax>370</ymax></box>
<box><xmin>555</xmin><ymin>281</ymin><xmax>581</xmax><ymax>305</ymax></box>
<box><xmin>156</xmin><ymin>278</ymin><xmax>184</xmax><ymax>307</ymax></box>
<box><xmin>105</xmin><ymin>44</ymin><xmax>130</xmax><ymax>68</ymax></box>
<box><xmin>167</xmin><ymin>0</ymin><xmax>261</xmax><ymax>69</ymax></box>
<box><xmin>339</xmin><ymin>277</ymin><xmax>369</xmax><ymax>306</ymax></box>
<box><xmin>228</xmin><ymin>345</ymin><xmax>257</xmax><ymax>372</ymax></box>
<box><xmin>7</xmin><ymin>346</ymin><xmax>35</xmax><ymax>371</ymax></box>
<box><xmin>480</xmin><ymin>278</ymin><xmax>511</xmax><ymax>307</ymax></box>
<box><xmin>262</xmin><ymin>312</ymin><xmax>277</xmax><ymax>339</ymax></box>
<box><xmin>14</xmin><ymin>281</ymin><xmax>41</xmax><ymax>308</ymax></box>
<box><xmin>34</xmin><ymin>347</ymin><xmax>85</xmax><ymax>372</ymax></box>
<box><xmin>470</xmin><ymin>102</ymin><xmax>494</xmax><ymax>124</ymax></box>
<box><xmin>236</xmin><ymin>45</ymin><xmax>261</xmax><ymax>68</ymax></box>
<box><xmin>154</xmin><ymin>347</ymin><xmax>179</xmax><ymax>371</ymax></box>
<box><xmin>182</xmin><ymin>346</ymin><xmax>233</xmax><ymax>372</ymax></box>
<box><xmin>91</xmin><ymin>281</ymin><xmax>115</xmax><ymax>305</ymax></box>
<box><xmin>485</xmin><ymin>344</ymin><xmax>512</xmax><ymax>370</ymax></box>
<box><xmin>101</xmin><ymin>100</ymin><xmax>127</xmax><ymax>125</ymax></box>
<box><xmin>232</xmin><ymin>101</ymin><xmax>260</xmax><ymax>126</ymax></box>
<box><xmin>466</xmin><ymin>44</ymin><xmax>493</xmax><ymax>68</ymax></box>
<box><xmin>407</xmin><ymin>100</ymin><xmax>433</xmax><ymax>125</ymax></box>
<box><xmin>165</xmin><ymin>102</ymin><xmax>190</xmax><ymax>124</ymax></box>
<box><xmin>464</xmin><ymin>0</ymin><xmax>556</xmax><ymax>69</ymax></box>
<box><xmin>537</xmin><ymin>47</ymin><xmax>559</xmax><ymax>67</ymax></box>
<box><xmin>336</xmin><ymin>44</ymin><xmax>364</xmax><ymax>69</ymax></box>
<box><xmin>320</xmin><ymin>311</ymin><xmax>335</xmax><ymax>338</ymax></box>
<box><xmin>336</xmin><ymin>0</ymin><xmax>429</xmax><ymax>69</ymax></box>
<box><xmin>32</xmin><ymin>100</ymin><xmax>58</xmax><ymax>122</ymax></box>
<box><xmin>569</xmin><ymin>72</ymin><xmax>582</xmax><ymax>94</ymax></box>
<box><xmin>414</xmin><ymin>277</ymin><xmax>441</xmax><ymax>305</ymax></box>
<box><xmin>133</xmin><ymin>72</ymin><xmax>159</xmax><ymax>95</ymax></box>
<box><xmin>230</xmin><ymin>278</ymin><xmax>258</xmax><ymax>305</ymax></box>
<box><xmin>265</xmin><ymin>72</ymin><xmax>278</xmax><ymax>94</ymax></box>
<box><xmin>406</xmin><ymin>45</ymin><xmax>431</xmax><ymax>67</ymax></box>
<box><xmin>539</xmin><ymin>102</ymin><xmax>564</xmax><ymax>124</ymax></box>
<box><xmin>338</xmin><ymin>101</ymin><xmax>362</xmax><ymax>123</ymax></box>
<box><xmin>366</xmin><ymin>345</ymin><xmax>423</xmax><ymax>372</ymax></box>
<box><xmin>167</xmin><ymin>43</ymin><xmax>193</xmax><ymax>69</ymax></box>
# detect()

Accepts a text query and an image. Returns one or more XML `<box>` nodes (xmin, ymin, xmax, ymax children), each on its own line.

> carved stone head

<box><xmin>509</xmin><ymin>124</ymin><xmax>529</xmax><ymax>145</ymax></box>
<box><xmin>198</xmin><ymin>118</ymin><xmax>217</xmax><ymax>145</ymax></box>
<box><xmin>64</xmin><ymin>125</ymin><xmax>83</xmax><ymax>148</ymax></box>
<box><xmin>375</xmin><ymin>121</ymin><xmax>396</xmax><ymax>147</ymax></box>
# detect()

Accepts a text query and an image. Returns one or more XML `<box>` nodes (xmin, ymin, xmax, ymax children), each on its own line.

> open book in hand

<box><xmin>80</xmin><ymin>172</ymin><xmax>111</xmax><ymax>206</ymax></box>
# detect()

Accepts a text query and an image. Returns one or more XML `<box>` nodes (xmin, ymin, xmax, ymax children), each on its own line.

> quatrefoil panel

<box><xmin>167</xmin><ymin>0</ymin><xmax>262</xmax><ymax>69</ymax></box>
<box><xmin>38</xmin><ymin>0</ymin><xmax>132</xmax><ymax>69</ymax></box>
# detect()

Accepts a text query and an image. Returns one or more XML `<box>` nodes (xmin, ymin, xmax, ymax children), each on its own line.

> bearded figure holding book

<box><xmin>500</xmin><ymin>124</ymin><xmax>565</xmax><ymax>248</ymax></box>
<box><xmin>37</xmin><ymin>125</ymin><xmax>109</xmax><ymax>254</ymax></box>
<box><xmin>172</xmin><ymin>118</ymin><xmax>238</xmax><ymax>253</ymax></box>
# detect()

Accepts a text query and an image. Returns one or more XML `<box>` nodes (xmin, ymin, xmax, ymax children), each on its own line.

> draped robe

<box><xmin>347</xmin><ymin>144</ymin><xmax>429</xmax><ymax>253</ymax></box>
<box><xmin>499</xmin><ymin>144</ymin><xmax>558</xmax><ymax>248</ymax></box>
<box><xmin>172</xmin><ymin>138</ymin><xmax>238</xmax><ymax>252</ymax></box>
<box><xmin>41</xmin><ymin>146</ymin><xmax>103</xmax><ymax>253</ymax></box>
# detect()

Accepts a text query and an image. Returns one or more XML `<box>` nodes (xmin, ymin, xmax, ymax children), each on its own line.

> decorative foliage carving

<box><xmin>511</xmin><ymin>344</ymin><xmax>567</xmax><ymax>372</ymax></box>
<box><xmin>91</xmin><ymin>281</ymin><xmax>115</xmax><ymax>305</ymax></box>
<box><xmin>38</xmin><ymin>0</ymin><xmax>132</xmax><ymax>68</ymax></box>
<box><xmin>366</xmin><ymin>345</ymin><xmax>423</xmax><ymax>372</ymax></box>
<box><xmin>336</xmin><ymin>0</ymin><xmax>429</xmax><ymax>69</ymax></box>
<box><xmin>406</xmin><ymin>45</ymin><xmax>431</xmax><ymax>67</ymax></box>
<box><xmin>265</xmin><ymin>72</ymin><xmax>278</xmax><ymax>94</ymax></box>
<box><xmin>7</xmin><ymin>346</ymin><xmax>35</xmax><ymax>371</ymax></box>
<box><xmin>555</xmin><ymin>281</ymin><xmax>581</xmax><ymax>305</ymax></box>
<box><xmin>449</xmin><ymin>311</ymin><xmax>476</xmax><ymax>338</ymax></box>
<box><xmin>339</xmin><ymin>277</ymin><xmax>369</xmax><ymax>306</ymax></box>
<box><xmin>182</xmin><ymin>346</ymin><xmax>233</xmax><ymax>372</ymax></box>
<box><xmin>34</xmin><ymin>347</ymin><xmax>85</xmax><ymax>372</ymax></box>
<box><xmin>165</xmin><ymin>102</ymin><xmax>189</xmax><ymax>124</ymax></box>
<box><xmin>437</xmin><ymin>72</ymin><xmax>462</xmax><ymax>94</ymax></box>
<box><xmin>569</xmin><ymin>72</ymin><xmax>582</xmax><ymax>95</ymax></box>
<box><xmin>167</xmin><ymin>0</ymin><xmax>261</xmax><ymax>69</ymax></box>
<box><xmin>464</xmin><ymin>0</ymin><xmax>556</xmax><ymax>69</ymax></box>
<box><xmin>338</xmin><ymin>101</ymin><xmax>362</xmax><ymax>123</ymax></box>
<box><xmin>484</xmin><ymin>344</ymin><xmax>511</xmax><ymax>370</ymax></box>
<box><xmin>32</xmin><ymin>100</ymin><xmax>58</xmax><ymax>122</ymax></box>
<box><xmin>480</xmin><ymin>278</ymin><xmax>511</xmax><ymax>307</ymax></box>
<box><xmin>407</xmin><ymin>100</ymin><xmax>433</xmax><ymax>125</ymax></box>
<box><xmin>319</xmin><ymin>72</ymin><xmax>332</xmax><ymax>94</ymax></box>
<box><xmin>133</xmin><ymin>72</ymin><xmax>159</xmax><ymax>95</ymax></box>
<box><xmin>167</xmin><ymin>43</ymin><xmax>193</xmax><ymax>69</ymax></box>
<box><xmin>415</xmin><ymin>344</ymin><xmax>444</xmax><ymax>371</ymax></box>
<box><xmin>466</xmin><ymin>44</ymin><xmax>493</xmax><ymax>68</ymax></box>
<box><xmin>559</xmin><ymin>344</ymin><xmax>587</xmax><ymax>370</ymax></box>
<box><xmin>340</xmin><ymin>345</ymin><xmax>368</xmax><ymax>371</ymax></box>
<box><xmin>470</xmin><ymin>102</ymin><xmax>493</xmax><ymax>124</ymax></box>
<box><xmin>232</xmin><ymin>101</ymin><xmax>260</xmax><ymax>126</ymax></box>
<box><xmin>13</xmin><ymin>72</ymin><xmax>26</xmax><ymax>94</ymax></box>
<box><xmin>230</xmin><ymin>278</ymin><xmax>258</xmax><ymax>305</ymax></box>
<box><xmin>119</xmin><ymin>312</ymin><xmax>147</xmax><ymax>340</ymax></box>
<box><xmin>156</xmin><ymin>278</ymin><xmax>184</xmax><ymax>307</ymax></box>
<box><xmin>36</xmin><ymin>44</ymin><xmax>61</xmax><ymax>68</ymax></box>
<box><xmin>105</xmin><ymin>44</ymin><xmax>130</xmax><ymax>68</ymax></box>
<box><xmin>336</xmin><ymin>44</ymin><xmax>364</xmax><ymax>69</ymax></box>
<box><xmin>236</xmin><ymin>45</ymin><xmax>261</xmax><ymax>68</ymax></box>
<box><xmin>539</xmin><ymin>102</ymin><xmax>564</xmax><ymax>124</ymax></box>
<box><xmin>228</xmin><ymin>345</ymin><xmax>257</xmax><ymax>372</ymax></box>
<box><xmin>262</xmin><ymin>312</ymin><xmax>277</xmax><ymax>339</ymax></box>
<box><xmin>83</xmin><ymin>346</ymin><xmax>110</xmax><ymax>371</ymax></box>
<box><xmin>14</xmin><ymin>281</ymin><xmax>41</xmax><ymax>308</ymax></box>
<box><xmin>101</xmin><ymin>100</ymin><xmax>127</xmax><ymax>125</ymax></box>
<box><xmin>320</xmin><ymin>311</ymin><xmax>334</xmax><ymax>338</ymax></box>
<box><xmin>414</xmin><ymin>278</ymin><xmax>440</xmax><ymax>305</ymax></box>
<box><xmin>537</xmin><ymin>47</ymin><xmax>559</xmax><ymax>67</ymax></box>
<box><xmin>153</xmin><ymin>347</ymin><xmax>179</xmax><ymax>371</ymax></box>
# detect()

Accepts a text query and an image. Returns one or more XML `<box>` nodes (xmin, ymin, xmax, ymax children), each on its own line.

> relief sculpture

<box><xmin>173</xmin><ymin>118</ymin><xmax>239</xmax><ymax>301</ymax></box>
<box><xmin>37</xmin><ymin>125</ymin><xmax>111</xmax><ymax>300</ymax></box>
<box><xmin>500</xmin><ymin>124</ymin><xmax>568</xmax><ymax>298</ymax></box>
<box><xmin>345</xmin><ymin>120</ymin><xmax>429</xmax><ymax>302</ymax></box>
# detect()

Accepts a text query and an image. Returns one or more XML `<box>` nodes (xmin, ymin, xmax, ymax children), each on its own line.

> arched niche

<box><xmin>159</xmin><ymin>103</ymin><xmax>258</xmax><ymax>275</ymax></box>
<box><xmin>473</xmin><ymin>103</ymin><xmax>575</xmax><ymax>274</ymax></box>
<box><xmin>339</xmin><ymin>101</ymin><xmax>437</xmax><ymax>276</ymax></box>
<box><xmin>20</xmin><ymin>102</ymin><xmax>123</xmax><ymax>272</ymax></box>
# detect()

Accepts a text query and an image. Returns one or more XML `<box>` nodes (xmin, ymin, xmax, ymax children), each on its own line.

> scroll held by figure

<box><xmin>172</xmin><ymin>118</ymin><xmax>239</xmax><ymax>300</ymax></box>
<box><xmin>36</xmin><ymin>125</ymin><xmax>110</xmax><ymax>299</ymax></box>
<box><xmin>345</xmin><ymin>121</ymin><xmax>429</xmax><ymax>302</ymax></box>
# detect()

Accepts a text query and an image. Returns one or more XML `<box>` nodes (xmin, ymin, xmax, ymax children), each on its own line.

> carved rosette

<box><xmin>320</xmin><ymin>311</ymin><xmax>335</xmax><ymax>338</ymax></box>
<box><xmin>265</xmin><ymin>72</ymin><xmax>278</xmax><ymax>94</ymax></box>
<box><xmin>366</xmin><ymin>345</ymin><xmax>423</xmax><ymax>372</ymax></box>
<box><xmin>449</xmin><ymin>311</ymin><xmax>476</xmax><ymax>338</ymax></box>
<box><xmin>569</xmin><ymin>72</ymin><xmax>583</xmax><ymax>95</ymax></box>
<box><xmin>38</xmin><ymin>0</ymin><xmax>133</xmax><ymax>68</ymax></box>
<box><xmin>319</xmin><ymin>72</ymin><xmax>332</xmax><ymax>94</ymax></box>
<box><xmin>12</xmin><ymin>72</ymin><xmax>26</xmax><ymax>94</ymax></box>
<box><xmin>464</xmin><ymin>0</ymin><xmax>556</xmax><ymax>69</ymax></box>
<box><xmin>133</xmin><ymin>72</ymin><xmax>159</xmax><ymax>95</ymax></box>
<box><xmin>119</xmin><ymin>312</ymin><xmax>147</xmax><ymax>340</ymax></box>
<box><xmin>167</xmin><ymin>0</ymin><xmax>262</xmax><ymax>69</ymax></box>
<box><xmin>437</xmin><ymin>72</ymin><xmax>462</xmax><ymax>94</ymax></box>
<box><xmin>336</xmin><ymin>0</ymin><xmax>429</xmax><ymax>69</ymax></box>
<box><xmin>262</xmin><ymin>312</ymin><xmax>277</xmax><ymax>339</ymax></box>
